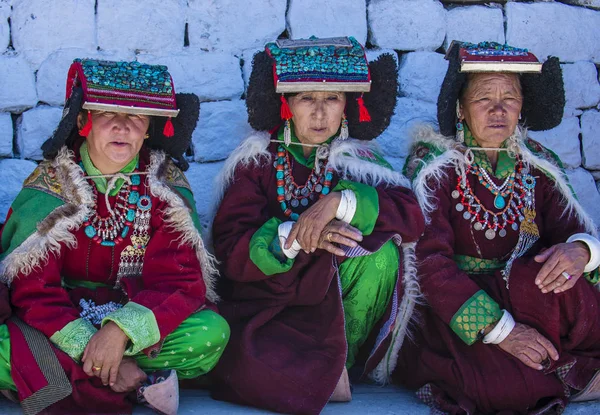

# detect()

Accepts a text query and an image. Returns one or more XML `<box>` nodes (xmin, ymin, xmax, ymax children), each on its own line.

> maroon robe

<box><xmin>210</xmin><ymin>142</ymin><xmax>424</xmax><ymax>414</ymax></box>
<box><xmin>393</xmin><ymin>164</ymin><xmax>600</xmax><ymax>414</ymax></box>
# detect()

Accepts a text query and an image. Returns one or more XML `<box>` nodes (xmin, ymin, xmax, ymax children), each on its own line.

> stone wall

<box><xmin>0</xmin><ymin>0</ymin><xmax>599</xmax><ymax>229</ymax></box>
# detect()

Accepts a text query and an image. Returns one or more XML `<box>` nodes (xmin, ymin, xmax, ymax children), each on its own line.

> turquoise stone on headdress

<box><xmin>265</xmin><ymin>36</ymin><xmax>371</xmax><ymax>93</ymax></box>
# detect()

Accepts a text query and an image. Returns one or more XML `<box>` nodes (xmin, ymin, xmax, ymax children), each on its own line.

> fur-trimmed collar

<box><xmin>407</xmin><ymin>124</ymin><xmax>597</xmax><ymax>236</ymax></box>
<box><xmin>1</xmin><ymin>146</ymin><xmax>219</xmax><ymax>302</ymax></box>
<box><xmin>212</xmin><ymin>130</ymin><xmax>411</xmax><ymax>214</ymax></box>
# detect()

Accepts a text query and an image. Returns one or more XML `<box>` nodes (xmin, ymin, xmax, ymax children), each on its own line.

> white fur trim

<box><xmin>1</xmin><ymin>147</ymin><xmax>94</xmax><ymax>284</ymax></box>
<box><xmin>147</xmin><ymin>151</ymin><xmax>220</xmax><ymax>303</ymax></box>
<box><xmin>410</xmin><ymin>124</ymin><xmax>597</xmax><ymax>236</ymax></box>
<box><xmin>369</xmin><ymin>241</ymin><xmax>421</xmax><ymax>384</ymax></box>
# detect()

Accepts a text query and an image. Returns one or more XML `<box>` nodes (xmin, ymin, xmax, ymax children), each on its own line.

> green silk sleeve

<box><xmin>49</xmin><ymin>318</ymin><xmax>97</xmax><ymax>362</ymax></box>
<box><xmin>249</xmin><ymin>217</ymin><xmax>295</xmax><ymax>276</ymax></box>
<box><xmin>102</xmin><ymin>302</ymin><xmax>161</xmax><ymax>355</ymax></box>
<box><xmin>333</xmin><ymin>179</ymin><xmax>379</xmax><ymax>236</ymax></box>
<box><xmin>450</xmin><ymin>290</ymin><xmax>503</xmax><ymax>345</ymax></box>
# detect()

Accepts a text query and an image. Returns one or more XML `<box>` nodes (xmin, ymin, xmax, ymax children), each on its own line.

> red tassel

<box><xmin>280</xmin><ymin>95</ymin><xmax>293</xmax><ymax>120</ymax></box>
<box><xmin>79</xmin><ymin>110</ymin><xmax>92</xmax><ymax>137</ymax></box>
<box><xmin>357</xmin><ymin>96</ymin><xmax>371</xmax><ymax>122</ymax></box>
<box><xmin>163</xmin><ymin>117</ymin><xmax>175</xmax><ymax>137</ymax></box>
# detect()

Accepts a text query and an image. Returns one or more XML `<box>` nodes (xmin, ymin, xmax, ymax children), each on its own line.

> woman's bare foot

<box><xmin>329</xmin><ymin>367</ymin><xmax>352</xmax><ymax>402</ymax></box>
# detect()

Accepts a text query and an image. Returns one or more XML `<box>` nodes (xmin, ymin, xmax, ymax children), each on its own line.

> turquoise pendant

<box><xmin>85</xmin><ymin>225</ymin><xmax>97</xmax><ymax>238</ymax></box>
<box><xmin>494</xmin><ymin>194</ymin><xmax>506</xmax><ymax>209</ymax></box>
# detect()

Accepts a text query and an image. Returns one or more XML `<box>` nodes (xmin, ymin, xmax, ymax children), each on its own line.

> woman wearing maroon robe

<box><xmin>397</xmin><ymin>41</ymin><xmax>600</xmax><ymax>414</ymax></box>
<box><xmin>210</xmin><ymin>37</ymin><xmax>424</xmax><ymax>414</ymax></box>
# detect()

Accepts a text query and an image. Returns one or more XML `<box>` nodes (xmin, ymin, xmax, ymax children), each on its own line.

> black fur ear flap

<box><xmin>246</xmin><ymin>51</ymin><xmax>280</xmax><ymax>132</ymax></box>
<box><xmin>437</xmin><ymin>42</ymin><xmax>468</xmax><ymax>137</ymax></box>
<box><xmin>520</xmin><ymin>57</ymin><xmax>565</xmax><ymax>131</ymax></box>
<box><xmin>148</xmin><ymin>93</ymin><xmax>200</xmax><ymax>171</ymax></box>
<box><xmin>42</xmin><ymin>86</ymin><xmax>84</xmax><ymax>159</ymax></box>
<box><xmin>346</xmin><ymin>53</ymin><xmax>398</xmax><ymax>141</ymax></box>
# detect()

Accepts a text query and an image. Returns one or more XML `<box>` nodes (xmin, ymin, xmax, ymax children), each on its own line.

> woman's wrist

<box><xmin>481</xmin><ymin>310</ymin><xmax>515</xmax><ymax>344</ymax></box>
<box><xmin>566</xmin><ymin>233</ymin><xmax>600</xmax><ymax>272</ymax></box>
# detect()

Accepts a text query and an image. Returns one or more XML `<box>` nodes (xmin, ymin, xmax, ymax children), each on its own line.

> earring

<box><xmin>280</xmin><ymin>94</ymin><xmax>293</xmax><ymax>146</ymax></box>
<box><xmin>338</xmin><ymin>113</ymin><xmax>349</xmax><ymax>141</ymax></box>
<box><xmin>144</xmin><ymin>133</ymin><xmax>150</xmax><ymax>140</ymax></box>
<box><xmin>455</xmin><ymin>100</ymin><xmax>464</xmax><ymax>143</ymax></box>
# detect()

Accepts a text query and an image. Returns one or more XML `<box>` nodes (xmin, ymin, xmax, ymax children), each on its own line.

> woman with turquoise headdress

<box><xmin>210</xmin><ymin>36</ymin><xmax>424</xmax><ymax>414</ymax></box>
<box><xmin>0</xmin><ymin>59</ymin><xmax>229</xmax><ymax>415</ymax></box>
<box><xmin>397</xmin><ymin>41</ymin><xmax>600</xmax><ymax>413</ymax></box>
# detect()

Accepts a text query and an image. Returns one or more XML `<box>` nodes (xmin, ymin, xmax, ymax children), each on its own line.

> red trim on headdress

<box><xmin>280</xmin><ymin>95</ymin><xmax>293</xmax><ymax>120</ymax></box>
<box><xmin>357</xmin><ymin>95</ymin><xmax>371</xmax><ymax>122</ymax></box>
<box><xmin>163</xmin><ymin>117</ymin><xmax>175</xmax><ymax>137</ymax></box>
<box><xmin>79</xmin><ymin>110</ymin><xmax>92</xmax><ymax>137</ymax></box>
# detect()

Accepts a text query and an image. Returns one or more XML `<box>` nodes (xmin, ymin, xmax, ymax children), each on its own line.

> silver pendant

<box><xmin>315</xmin><ymin>184</ymin><xmax>323</xmax><ymax>192</ymax></box>
<box><xmin>485</xmin><ymin>229</ymin><xmax>496</xmax><ymax>240</ymax></box>
<box><xmin>463</xmin><ymin>211</ymin><xmax>471</xmax><ymax>220</ymax></box>
<box><xmin>291</xmin><ymin>199</ymin><xmax>299</xmax><ymax>208</ymax></box>
<box><xmin>512</xmin><ymin>222</ymin><xmax>519</xmax><ymax>231</ymax></box>
<box><xmin>473</xmin><ymin>222</ymin><xmax>483</xmax><ymax>231</ymax></box>
<box><xmin>300</xmin><ymin>198</ymin><xmax>309</xmax><ymax>207</ymax></box>
<box><xmin>499</xmin><ymin>229</ymin><xmax>507</xmax><ymax>237</ymax></box>
<box><xmin>456</xmin><ymin>203</ymin><xmax>464</xmax><ymax>212</ymax></box>
<box><xmin>451</xmin><ymin>190</ymin><xmax>460</xmax><ymax>199</ymax></box>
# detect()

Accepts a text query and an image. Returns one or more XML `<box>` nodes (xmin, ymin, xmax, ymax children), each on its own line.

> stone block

<box><xmin>559</xmin><ymin>0</ymin><xmax>600</xmax><ymax>11</ymax></box>
<box><xmin>97</xmin><ymin>0</ymin><xmax>185</xmax><ymax>53</ymax></box>
<box><xmin>376</xmin><ymin>98</ymin><xmax>438</xmax><ymax>159</ymax></box>
<box><xmin>11</xmin><ymin>0</ymin><xmax>96</xmax><ymax>68</ymax></box>
<box><xmin>582</xmin><ymin>110</ymin><xmax>600</xmax><ymax>170</ymax></box>
<box><xmin>528</xmin><ymin>117</ymin><xmax>581</xmax><ymax>169</ymax></box>
<box><xmin>566</xmin><ymin>167</ymin><xmax>600</xmax><ymax>227</ymax></box>
<box><xmin>37</xmin><ymin>49</ymin><xmax>136</xmax><ymax>107</ymax></box>
<box><xmin>0</xmin><ymin>1</ymin><xmax>10</xmax><ymax>52</ymax></box>
<box><xmin>184</xmin><ymin>161</ymin><xmax>225</xmax><ymax>231</ymax></box>
<box><xmin>444</xmin><ymin>5</ymin><xmax>504</xmax><ymax>49</ymax></box>
<box><xmin>398</xmin><ymin>52</ymin><xmax>447</xmax><ymax>104</ymax></box>
<box><xmin>0</xmin><ymin>55</ymin><xmax>37</xmax><ymax>112</ymax></box>
<box><xmin>16</xmin><ymin>106</ymin><xmax>62</xmax><ymax>160</ymax></box>
<box><xmin>187</xmin><ymin>0</ymin><xmax>286</xmax><ymax>53</ymax></box>
<box><xmin>368</xmin><ymin>0</ymin><xmax>446</xmax><ymax>51</ymax></box>
<box><xmin>561</xmin><ymin>61</ymin><xmax>600</xmax><ymax>116</ymax></box>
<box><xmin>0</xmin><ymin>158</ymin><xmax>38</xmax><ymax>223</ymax></box>
<box><xmin>0</xmin><ymin>112</ymin><xmax>13</xmax><ymax>157</ymax></box>
<box><xmin>193</xmin><ymin>100</ymin><xmax>253</xmax><ymax>163</ymax></box>
<box><xmin>287</xmin><ymin>0</ymin><xmax>367</xmax><ymax>45</ymax></box>
<box><xmin>137</xmin><ymin>50</ymin><xmax>244</xmax><ymax>102</ymax></box>
<box><xmin>506</xmin><ymin>2</ymin><xmax>600</xmax><ymax>63</ymax></box>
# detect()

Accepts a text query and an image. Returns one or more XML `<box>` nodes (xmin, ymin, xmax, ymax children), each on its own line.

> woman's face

<box><xmin>287</xmin><ymin>91</ymin><xmax>346</xmax><ymax>146</ymax></box>
<box><xmin>459</xmin><ymin>73</ymin><xmax>523</xmax><ymax>148</ymax></box>
<box><xmin>78</xmin><ymin>111</ymin><xmax>150</xmax><ymax>174</ymax></box>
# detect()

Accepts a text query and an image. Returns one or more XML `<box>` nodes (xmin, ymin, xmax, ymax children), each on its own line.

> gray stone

<box><xmin>0</xmin><ymin>55</ymin><xmax>37</xmax><ymax>112</ymax></box>
<box><xmin>0</xmin><ymin>112</ymin><xmax>13</xmax><ymax>157</ymax></box>
<box><xmin>368</xmin><ymin>0</ymin><xmax>446</xmax><ymax>51</ymax></box>
<box><xmin>506</xmin><ymin>2</ymin><xmax>600</xmax><ymax>63</ymax></box>
<box><xmin>16</xmin><ymin>106</ymin><xmax>62</xmax><ymax>160</ymax></box>
<box><xmin>559</xmin><ymin>0</ymin><xmax>600</xmax><ymax>11</ymax></box>
<box><xmin>37</xmin><ymin>49</ymin><xmax>136</xmax><ymax>107</ymax></box>
<box><xmin>567</xmin><ymin>167</ymin><xmax>600</xmax><ymax>227</ymax></box>
<box><xmin>11</xmin><ymin>0</ymin><xmax>96</xmax><ymax>68</ymax></box>
<box><xmin>528</xmin><ymin>117</ymin><xmax>582</xmax><ymax>169</ymax></box>
<box><xmin>185</xmin><ymin>161</ymin><xmax>225</xmax><ymax>231</ymax></box>
<box><xmin>398</xmin><ymin>52</ymin><xmax>448</xmax><ymax>104</ymax></box>
<box><xmin>0</xmin><ymin>1</ymin><xmax>10</xmax><ymax>52</ymax></box>
<box><xmin>97</xmin><ymin>0</ymin><xmax>185</xmax><ymax>53</ymax></box>
<box><xmin>137</xmin><ymin>50</ymin><xmax>244</xmax><ymax>102</ymax></box>
<box><xmin>0</xmin><ymin>158</ymin><xmax>37</xmax><ymax>223</ymax></box>
<box><xmin>287</xmin><ymin>0</ymin><xmax>367</xmax><ymax>45</ymax></box>
<box><xmin>445</xmin><ymin>5</ymin><xmax>504</xmax><ymax>50</ymax></box>
<box><xmin>193</xmin><ymin>100</ymin><xmax>253</xmax><ymax>163</ymax></box>
<box><xmin>376</xmin><ymin>98</ymin><xmax>438</xmax><ymax>159</ymax></box>
<box><xmin>581</xmin><ymin>110</ymin><xmax>600</xmax><ymax>170</ymax></box>
<box><xmin>562</xmin><ymin>61</ymin><xmax>600</xmax><ymax>117</ymax></box>
<box><xmin>188</xmin><ymin>0</ymin><xmax>286</xmax><ymax>53</ymax></box>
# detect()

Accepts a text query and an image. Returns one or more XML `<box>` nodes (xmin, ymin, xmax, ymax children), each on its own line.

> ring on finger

<box><xmin>92</xmin><ymin>366</ymin><xmax>102</xmax><ymax>371</ymax></box>
<box><xmin>561</xmin><ymin>271</ymin><xmax>572</xmax><ymax>281</ymax></box>
<box><xmin>327</xmin><ymin>232</ymin><xmax>333</xmax><ymax>242</ymax></box>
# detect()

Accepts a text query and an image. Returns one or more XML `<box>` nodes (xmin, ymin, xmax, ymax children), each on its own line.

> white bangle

<box><xmin>278</xmin><ymin>221</ymin><xmax>301</xmax><ymax>259</ymax></box>
<box><xmin>335</xmin><ymin>189</ymin><xmax>357</xmax><ymax>224</ymax></box>
<box><xmin>482</xmin><ymin>310</ymin><xmax>515</xmax><ymax>345</ymax></box>
<box><xmin>566</xmin><ymin>233</ymin><xmax>600</xmax><ymax>273</ymax></box>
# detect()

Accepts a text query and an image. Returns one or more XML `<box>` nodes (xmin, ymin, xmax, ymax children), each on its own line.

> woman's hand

<box><xmin>82</xmin><ymin>322</ymin><xmax>129</xmax><ymax>387</ymax></box>
<box><xmin>534</xmin><ymin>242</ymin><xmax>590</xmax><ymax>294</ymax></box>
<box><xmin>318</xmin><ymin>220</ymin><xmax>363</xmax><ymax>256</ymax></box>
<box><xmin>497</xmin><ymin>322</ymin><xmax>559</xmax><ymax>370</ymax></box>
<box><xmin>110</xmin><ymin>357</ymin><xmax>147</xmax><ymax>393</ymax></box>
<box><xmin>286</xmin><ymin>192</ymin><xmax>342</xmax><ymax>253</ymax></box>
